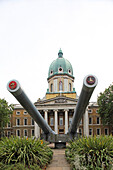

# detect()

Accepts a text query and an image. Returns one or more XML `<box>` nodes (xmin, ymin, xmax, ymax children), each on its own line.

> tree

<box><xmin>0</xmin><ymin>98</ymin><xmax>13</xmax><ymax>137</ymax></box>
<box><xmin>97</xmin><ymin>84</ymin><xmax>113</xmax><ymax>127</ymax></box>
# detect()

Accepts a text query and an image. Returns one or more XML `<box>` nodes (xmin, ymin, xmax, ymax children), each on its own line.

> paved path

<box><xmin>46</xmin><ymin>146</ymin><xmax>70</xmax><ymax>170</ymax></box>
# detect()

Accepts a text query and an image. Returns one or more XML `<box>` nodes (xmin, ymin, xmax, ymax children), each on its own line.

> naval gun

<box><xmin>68</xmin><ymin>75</ymin><xmax>98</xmax><ymax>139</ymax></box>
<box><xmin>7</xmin><ymin>74</ymin><xmax>98</xmax><ymax>148</ymax></box>
<box><xmin>7</xmin><ymin>80</ymin><xmax>55</xmax><ymax>141</ymax></box>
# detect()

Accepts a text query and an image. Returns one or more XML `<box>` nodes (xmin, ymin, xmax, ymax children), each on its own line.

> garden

<box><xmin>65</xmin><ymin>135</ymin><xmax>113</xmax><ymax>170</ymax></box>
<box><xmin>0</xmin><ymin>136</ymin><xmax>53</xmax><ymax>170</ymax></box>
<box><xmin>0</xmin><ymin>135</ymin><xmax>113</xmax><ymax>169</ymax></box>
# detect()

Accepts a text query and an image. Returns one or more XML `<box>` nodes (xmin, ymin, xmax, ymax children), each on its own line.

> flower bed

<box><xmin>65</xmin><ymin>136</ymin><xmax>113</xmax><ymax>169</ymax></box>
<box><xmin>0</xmin><ymin>136</ymin><xmax>53</xmax><ymax>169</ymax></box>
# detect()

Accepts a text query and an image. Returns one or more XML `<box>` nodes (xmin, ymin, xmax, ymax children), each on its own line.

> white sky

<box><xmin>0</xmin><ymin>0</ymin><xmax>113</xmax><ymax>104</ymax></box>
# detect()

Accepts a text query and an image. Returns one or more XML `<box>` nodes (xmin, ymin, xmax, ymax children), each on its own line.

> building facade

<box><xmin>4</xmin><ymin>49</ymin><xmax>113</xmax><ymax>138</ymax></box>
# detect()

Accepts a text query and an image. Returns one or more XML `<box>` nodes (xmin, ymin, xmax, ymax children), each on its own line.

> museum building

<box><xmin>4</xmin><ymin>49</ymin><xmax>113</xmax><ymax>138</ymax></box>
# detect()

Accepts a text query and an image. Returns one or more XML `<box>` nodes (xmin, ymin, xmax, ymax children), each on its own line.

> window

<box><xmin>50</xmin><ymin>70</ymin><xmax>53</xmax><ymax>75</ymax></box>
<box><xmin>58</xmin><ymin>67</ymin><xmax>63</xmax><ymax>73</ymax></box>
<box><xmin>97</xmin><ymin>128</ymin><xmax>100</xmax><ymax>135</ymax></box>
<box><xmin>50</xmin><ymin>117</ymin><xmax>54</xmax><ymax>126</ymax></box>
<box><xmin>69</xmin><ymin>83</ymin><xmax>71</xmax><ymax>91</ymax></box>
<box><xmin>59</xmin><ymin>117</ymin><xmax>63</xmax><ymax>126</ymax></box>
<box><xmin>3</xmin><ymin>131</ymin><xmax>5</xmax><ymax>137</ymax></box>
<box><xmin>96</xmin><ymin>109</ymin><xmax>98</xmax><ymax>113</ymax></box>
<box><xmin>16</xmin><ymin>129</ymin><xmax>20</xmax><ymax>137</ymax></box>
<box><xmin>50</xmin><ymin>83</ymin><xmax>53</xmax><ymax>92</ymax></box>
<box><xmin>105</xmin><ymin>128</ymin><xmax>108</xmax><ymax>135</ymax></box>
<box><xmin>59</xmin><ymin>81</ymin><xmax>63</xmax><ymax>91</ymax></box>
<box><xmin>97</xmin><ymin>117</ymin><xmax>100</xmax><ymax>124</ymax></box>
<box><xmin>89</xmin><ymin>117</ymin><xmax>92</xmax><ymax>124</ymax></box>
<box><xmin>16</xmin><ymin>111</ymin><xmax>20</xmax><ymax>115</ymax></box>
<box><xmin>24</xmin><ymin>118</ymin><xmax>27</xmax><ymax>125</ymax></box>
<box><xmin>7</xmin><ymin>131</ymin><xmax>11</xmax><ymax>137</ymax></box>
<box><xmin>79</xmin><ymin>128</ymin><xmax>82</xmax><ymax>136</ymax></box>
<box><xmin>8</xmin><ymin>114</ymin><xmax>11</xmax><ymax>118</ymax></box>
<box><xmin>7</xmin><ymin>122</ymin><xmax>11</xmax><ymax>127</ymax></box>
<box><xmin>16</xmin><ymin>119</ymin><xmax>20</xmax><ymax>126</ymax></box>
<box><xmin>88</xmin><ymin>109</ymin><xmax>92</xmax><ymax>113</ymax></box>
<box><xmin>31</xmin><ymin>129</ymin><xmax>35</xmax><ymax>136</ymax></box>
<box><xmin>24</xmin><ymin>111</ymin><xmax>28</xmax><ymax>115</ymax></box>
<box><xmin>89</xmin><ymin>128</ymin><xmax>92</xmax><ymax>135</ymax></box>
<box><xmin>68</xmin><ymin>69</ymin><xmax>71</xmax><ymax>74</ymax></box>
<box><xmin>24</xmin><ymin>129</ymin><xmax>28</xmax><ymax>137</ymax></box>
<box><xmin>31</xmin><ymin>119</ymin><xmax>34</xmax><ymax>125</ymax></box>
<box><xmin>69</xmin><ymin>117</ymin><xmax>72</xmax><ymax>126</ymax></box>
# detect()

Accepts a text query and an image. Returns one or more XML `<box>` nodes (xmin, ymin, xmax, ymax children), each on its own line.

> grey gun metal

<box><xmin>7</xmin><ymin>80</ymin><xmax>55</xmax><ymax>141</ymax></box>
<box><xmin>68</xmin><ymin>75</ymin><xmax>98</xmax><ymax>138</ymax></box>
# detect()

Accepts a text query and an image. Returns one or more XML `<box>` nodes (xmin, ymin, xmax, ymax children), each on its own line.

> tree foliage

<box><xmin>0</xmin><ymin>98</ymin><xmax>13</xmax><ymax>136</ymax></box>
<box><xmin>97</xmin><ymin>84</ymin><xmax>113</xmax><ymax>126</ymax></box>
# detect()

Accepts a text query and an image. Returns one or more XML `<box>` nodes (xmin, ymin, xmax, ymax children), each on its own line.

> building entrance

<box><xmin>58</xmin><ymin>111</ymin><xmax>65</xmax><ymax>134</ymax></box>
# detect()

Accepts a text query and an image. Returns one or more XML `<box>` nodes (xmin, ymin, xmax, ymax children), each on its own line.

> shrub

<box><xmin>65</xmin><ymin>136</ymin><xmax>113</xmax><ymax>169</ymax></box>
<box><xmin>0</xmin><ymin>162</ymin><xmax>41</xmax><ymax>170</ymax></box>
<box><xmin>0</xmin><ymin>136</ymin><xmax>53</xmax><ymax>169</ymax></box>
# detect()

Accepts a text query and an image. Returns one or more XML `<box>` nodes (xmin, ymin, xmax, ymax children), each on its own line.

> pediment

<box><xmin>35</xmin><ymin>96</ymin><xmax>77</xmax><ymax>106</ymax></box>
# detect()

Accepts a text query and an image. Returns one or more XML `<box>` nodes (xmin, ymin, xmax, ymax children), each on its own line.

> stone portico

<box><xmin>34</xmin><ymin>96</ymin><xmax>88</xmax><ymax>137</ymax></box>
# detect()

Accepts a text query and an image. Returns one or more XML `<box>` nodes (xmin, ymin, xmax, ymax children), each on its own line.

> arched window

<box><xmin>59</xmin><ymin>81</ymin><xmax>63</xmax><ymax>91</ymax></box>
<box><xmin>69</xmin><ymin>83</ymin><xmax>71</xmax><ymax>91</ymax></box>
<box><xmin>50</xmin><ymin>83</ymin><xmax>53</xmax><ymax>92</ymax></box>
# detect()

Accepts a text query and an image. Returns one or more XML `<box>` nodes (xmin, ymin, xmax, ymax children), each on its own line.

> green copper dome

<box><xmin>48</xmin><ymin>49</ymin><xmax>74</xmax><ymax>79</ymax></box>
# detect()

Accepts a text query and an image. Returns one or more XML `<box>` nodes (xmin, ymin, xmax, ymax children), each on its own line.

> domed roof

<box><xmin>48</xmin><ymin>49</ymin><xmax>74</xmax><ymax>79</ymax></box>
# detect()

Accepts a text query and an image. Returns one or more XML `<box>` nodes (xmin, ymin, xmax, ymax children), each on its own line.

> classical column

<box><xmin>54</xmin><ymin>110</ymin><xmax>58</xmax><ymax>134</ymax></box>
<box><xmin>84</xmin><ymin>108</ymin><xmax>89</xmax><ymax>137</ymax></box>
<box><xmin>44</xmin><ymin>110</ymin><xmax>48</xmax><ymax>123</ymax></box>
<box><xmin>35</xmin><ymin>122</ymin><xmax>40</xmax><ymax>138</ymax></box>
<box><xmin>65</xmin><ymin>109</ymin><xmax>69</xmax><ymax>134</ymax></box>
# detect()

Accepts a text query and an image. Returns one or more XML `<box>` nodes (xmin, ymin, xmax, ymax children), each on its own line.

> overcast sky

<box><xmin>0</xmin><ymin>0</ymin><xmax>113</xmax><ymax>104</ymax></box>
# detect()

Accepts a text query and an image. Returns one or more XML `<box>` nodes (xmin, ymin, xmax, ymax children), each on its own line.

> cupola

<box><xmin>46</xmin><ymin>49</ymin><xmax>76</xmax><ymax>100</ymax></box>
<box><xmin>48</xmin><ymin>49</ymin><xmax>74</xmax><ymax>80</ymax></box>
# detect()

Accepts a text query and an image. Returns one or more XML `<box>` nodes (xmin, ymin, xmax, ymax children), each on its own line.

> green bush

<box><xmin>0</xmin><ymin>162</ymin><xmax>41</xmax><ymax>170</ymax></box>
<box><xmin>65</xmin><ymin>136</ymin><xmax>113</xmax><ymax>170</ymax></box>
<box><xmin>0</xmin><ymin>136</ymin><xmax>53</xmax><ymax>169</ymax></box>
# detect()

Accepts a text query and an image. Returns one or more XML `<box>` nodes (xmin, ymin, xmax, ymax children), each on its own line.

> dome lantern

<box><xmin>58</xmin><ymin>48</ymin><xmax>63</xmax><ymax>58</ymax></box>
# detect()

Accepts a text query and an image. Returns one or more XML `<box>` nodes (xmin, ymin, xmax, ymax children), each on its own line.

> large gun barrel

<box><xmin>68</xmin><ymin>75</ymin><xmax>98</xmax><ymax>137</ymax></box>
<box><xmin>7</xmin><ymin>80</ymin><xmax>55</xmax><ymax>136</ymax></box>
